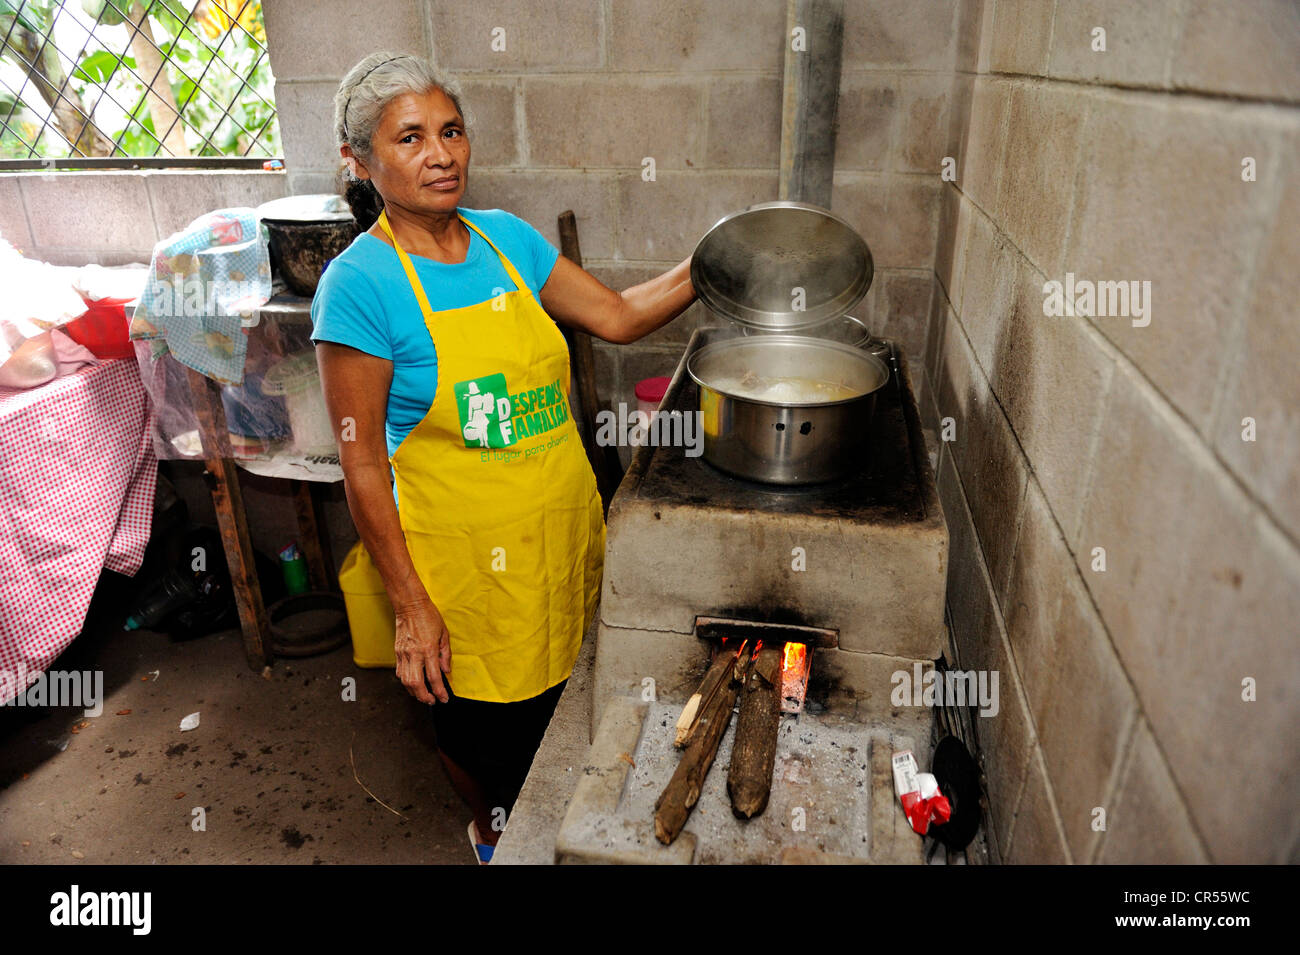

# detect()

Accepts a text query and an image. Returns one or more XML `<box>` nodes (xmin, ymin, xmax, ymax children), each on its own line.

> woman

<box><xmin>311</xmin><ymin>52</ymin><xmax>695</xmax><ymax>863</ymax></box>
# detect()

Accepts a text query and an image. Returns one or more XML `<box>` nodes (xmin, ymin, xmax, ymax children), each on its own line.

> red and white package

<box><xmin>892</xmin><ymin>750</ymin><xmax>952</xmax><ymax>835</ymax></box>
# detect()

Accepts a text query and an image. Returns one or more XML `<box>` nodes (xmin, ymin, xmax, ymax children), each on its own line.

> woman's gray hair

<box><xmin>334</xmin><ymin>51</ymin><xmax>473</xmax><ymax>163</ymax></box>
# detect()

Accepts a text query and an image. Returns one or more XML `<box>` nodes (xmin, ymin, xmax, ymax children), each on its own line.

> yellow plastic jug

<box><xmin>338</xmin><ymin>539</ymin><xmax>396</xmax><ymax>668</ymax></box>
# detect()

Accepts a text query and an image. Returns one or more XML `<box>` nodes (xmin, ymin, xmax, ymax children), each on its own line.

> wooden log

<box><xmin>727</xmin><ymin>645</ymin><xmax>784</xmax><ymax>819</ymax></box>
<box><xmin>654</xmin><ymin>652</ymin><xmax>751</xmax><ymax>845</ymax></box>
<box><xmin>674</xmin><ymin>640</ymin><xmax>747</xmax><ymax>748</ymax></box>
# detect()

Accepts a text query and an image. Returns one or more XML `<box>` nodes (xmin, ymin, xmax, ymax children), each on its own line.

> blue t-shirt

<box><xmin>309</xmin><ymin>207</ymin><xmax>561</xmax><ymax>471</ymax></box>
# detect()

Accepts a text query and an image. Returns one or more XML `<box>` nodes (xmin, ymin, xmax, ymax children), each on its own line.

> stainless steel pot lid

<box><xmin>690</xmin><ymin>200</ymin><xmax>873</xmax><ymax>330</ymax></box>
<box><xmin>257</xmin><ymin>193</ymin><xmax>354</xmax><ymax>224</ymax></box>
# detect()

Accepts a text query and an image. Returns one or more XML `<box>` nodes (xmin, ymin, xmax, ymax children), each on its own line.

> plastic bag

<box><xmin>892</xmin><ymin>749</ymin><xmax>953</xmax><ymax>836</ymax></box>
<box><xmin>129</xmin><ymin>208</ymin><xmax>340</xmax><ymax>480</ymax></box>
<box><xmin>134</xmin><ymin>314</ymin><xmax>339</xmax><ymax>478</ymax></box>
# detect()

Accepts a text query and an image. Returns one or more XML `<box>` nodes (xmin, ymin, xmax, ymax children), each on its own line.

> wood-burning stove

<box><xmin>555</xmin><ymin>327</ymin><xmax>950</xmax><ymax>864</ymax></box>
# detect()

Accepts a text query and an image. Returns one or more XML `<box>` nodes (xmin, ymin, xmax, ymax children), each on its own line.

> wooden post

<box><xmin>184</xmin><ymin>366</ymin><xmax>271</xmax><ymax>670</ymax></box>
<box><xmin>556</xmin><ymin>210</ymin><xmax>625</xmax><ymax>516</ymax></box>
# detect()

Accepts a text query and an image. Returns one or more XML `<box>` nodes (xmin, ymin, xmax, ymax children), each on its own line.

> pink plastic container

<box><xmin>634</xmin><ymin>376</ymin><xmax>672</xmax><ymax>419</ymax></box>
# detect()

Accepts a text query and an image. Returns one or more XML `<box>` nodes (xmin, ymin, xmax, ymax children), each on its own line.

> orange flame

<box><xmin>782</xmin><ymin>641</ymin><xmax>807</xmax><ymax>672</ymax></box>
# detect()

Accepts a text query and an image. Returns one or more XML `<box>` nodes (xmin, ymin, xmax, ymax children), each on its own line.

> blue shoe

<box><xmin>468</xmin><ymin>820</ymin><xmax>494</xmax><ymax>865</ymax></box>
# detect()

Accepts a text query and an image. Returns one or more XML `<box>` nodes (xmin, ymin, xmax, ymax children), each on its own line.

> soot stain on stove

<box><xmin>804</xmin><ymin>655</ymin><xmax>856</xmax><ymax>714</ymax></box>
<box><xmin>708</xmin><ymin>603</ymin><xmax>819</xmax><ymax>633</ymax></box>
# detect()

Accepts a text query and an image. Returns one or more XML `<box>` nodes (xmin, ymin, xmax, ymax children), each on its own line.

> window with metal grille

<box><xmin>0</xmin><ymin>0</ymin><xmax>281</xmax><ymax>167</ymax></box>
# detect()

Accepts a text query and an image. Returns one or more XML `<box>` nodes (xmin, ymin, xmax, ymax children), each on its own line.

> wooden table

<box><xmin>182</xmin><ymin>292</ymin><xmax>338</xmax><ymax>670</ymax></box>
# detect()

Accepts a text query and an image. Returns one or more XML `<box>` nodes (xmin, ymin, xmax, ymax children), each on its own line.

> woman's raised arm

<box><xmin>539</xmin><ymin>254</ymin><xmax>695</xmax><ymax>345</ymax></box>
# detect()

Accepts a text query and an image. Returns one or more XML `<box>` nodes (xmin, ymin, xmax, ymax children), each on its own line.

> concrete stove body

<box><xmin>555</xmin><ymin>328</ymin><xmax>949</xmax><ymax>864</ymax></box>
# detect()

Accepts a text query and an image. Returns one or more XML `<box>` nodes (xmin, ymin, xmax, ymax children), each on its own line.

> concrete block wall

<box><xmin>923</xmin><ymin>0</ymin><xmax>1300</xmax><ymax>863</ymax></box>
<box><xmin>262</xmin><ymin>0</ymin><xmax>958</xmax><ymax>469</ymax></box>
<box><xmin>0</xmin><ymin>170</ymin><xmax>287</xmax><ymax>266</ymax></box>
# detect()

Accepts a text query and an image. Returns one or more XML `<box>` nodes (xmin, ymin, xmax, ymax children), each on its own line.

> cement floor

<box><xmin>0</xmin><ymin>570</ymin><xmax>474</xmax><ymax>865</ymax></box>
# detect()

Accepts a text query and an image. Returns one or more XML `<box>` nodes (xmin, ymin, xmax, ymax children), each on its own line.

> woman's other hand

<box><xmin>394</xmin><ymin>598</ymin><xmax>452</xmax><ymax>704</ymax></box>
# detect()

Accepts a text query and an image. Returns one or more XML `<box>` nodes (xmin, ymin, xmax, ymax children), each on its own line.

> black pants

<box><xmin>430</xmin><ymin>677</ymin><xmax>567</xmax><ymax>819</ymax></box>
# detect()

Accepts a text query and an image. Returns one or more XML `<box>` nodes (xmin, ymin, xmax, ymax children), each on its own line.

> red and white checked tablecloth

<box><xmin>0</xmin><ymin>358</ymin><xmax>157</xmax><ymax>703</ymax></box>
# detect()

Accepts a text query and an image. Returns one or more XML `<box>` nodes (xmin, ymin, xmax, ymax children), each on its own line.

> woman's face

<box><xmin>353</xmin><ymin>86</ymin><xmax>469</xmax><ymax>217</ymax></box>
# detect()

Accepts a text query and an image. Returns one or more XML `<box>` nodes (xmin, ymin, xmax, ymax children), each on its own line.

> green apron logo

<box><xmin>455</xmin><ymin>372</ymin><xmax>573</xmax><ymax>450</ymax></box>
<box><xmin>455</xmin><ymin>373</ymin><xmax>516</xmax><ymax>448</ymax></box>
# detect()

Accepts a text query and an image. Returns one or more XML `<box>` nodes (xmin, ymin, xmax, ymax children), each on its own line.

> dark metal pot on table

<box><xmin>257</xmin><ymin>194</ymin><xmax>359</xmax><ymax>297</ymax></box>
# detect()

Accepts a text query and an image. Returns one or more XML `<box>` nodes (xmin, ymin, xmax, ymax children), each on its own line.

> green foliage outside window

<box><xmin>0</xmin><ymin>0</ymin><xmax>280</xmax><ymax>161</ymax></box>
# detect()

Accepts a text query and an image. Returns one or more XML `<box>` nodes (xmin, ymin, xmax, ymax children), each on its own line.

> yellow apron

<box><xmin>376</xmin><ymin>209</ymin><xmax>605</xmax><ymax>703</ymax></box>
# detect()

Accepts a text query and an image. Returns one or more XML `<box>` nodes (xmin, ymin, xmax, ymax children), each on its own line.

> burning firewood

<box><xmin>727</xmin><ymin>644</ymin><xmax>784</xmax><ymax>819</ymax></box>
<box><xmin>674</xmin><ymin>640</ymin><xmax>747</xmax><ymax>747</ymax></box>
<box><xmin>654</xmin><ymin>650</ymin><xmax>751</xmax><ymax>845</ymax></box>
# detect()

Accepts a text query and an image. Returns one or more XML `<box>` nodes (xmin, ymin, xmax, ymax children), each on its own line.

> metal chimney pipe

<box><xmin>778</xmin><ymin>0</ymin><xmax>846</xmax><ymax>208</ymax></box>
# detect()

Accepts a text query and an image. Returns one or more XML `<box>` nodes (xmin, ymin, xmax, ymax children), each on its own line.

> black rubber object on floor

<box><xmin>267</xmin><ymin>592</ymin><xmax>350</xmax><ymax>658</ymax></box>
<box><xmin>929</xmin><ymin>734</ymin><xmax>982</xmax><ymax>851</ymax></box>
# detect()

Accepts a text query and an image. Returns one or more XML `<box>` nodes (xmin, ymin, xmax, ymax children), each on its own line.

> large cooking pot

<box><xmin>688</xmin><ymin>335</ymin><xmax>890</xmax><ymax>484</ymax></box>
<box><xmin>687</xmin><ymin>201</ymin><xmax>882</xmax><ymax>483</ymax></box>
